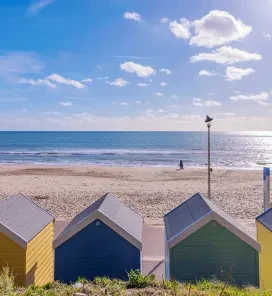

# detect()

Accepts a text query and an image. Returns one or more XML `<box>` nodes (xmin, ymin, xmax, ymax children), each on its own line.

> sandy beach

<box><xmin>0</xmin><ymin>165</ymin><xmax>264</xmax><ymax>230</ymax></box>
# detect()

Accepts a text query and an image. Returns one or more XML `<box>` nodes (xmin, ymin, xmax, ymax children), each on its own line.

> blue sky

<box><xmin>0</xmin><ymin>0</ymin><xmax>272</xmax><ymax>131</ymax></box>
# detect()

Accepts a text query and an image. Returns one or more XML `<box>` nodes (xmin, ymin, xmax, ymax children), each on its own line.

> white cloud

<box><xmin>225</xmin><ymin>66</ymin><xmax>255</xmax><ymax>81</ymax></box>
<box><xmin>230</xmin><ymin>92</ymin><xmax>269</xmax><ymax>103</ymax></box>
<box><xmin>182</xmin><ymin>114</ymin><xmax>202</xmax><ymax>121</ymax></box>
<box><xmin>43</xmin><ymin>111</ymin><xmax>60</xmax><ymax>115</ymax></box>
<box><xmin>193</xmin><ymin>98</ymin><xmax>202</xmax><ymax>102</ymax></box>
<box><xmin>204</xmin><ymin>100</ymin><xmax>222</xmax><ymax>107</ymax></box>
<box><xmin>159</xmin><ymin>68</ymin><xmax>172</xmax><ymax>75</ymax></box>
<box><xmin>160</xmin><ymin>82</ymin><xmax>167</xmax><ymax>86</ymax></box>
<box><xmin>59</xmin><ymin>101</ymin><xmax>72</xmax><ymax>106</ymax></box>
<box><xmin>18</xmin><ymin>78</ymin><xmax>56</xmax><ymax>88</ymax></box>
<box><xmin>233</xmin><ymin>90</ymin><xmax>242</xmax><ymax>94</ymax></box>
<box><xmin>146</xmin><ymin>101</ymin><xmax>150</xmax><ymax>104</ymax></box>
<box><xmin>258</xmin><ymin>101</ymin><xmax>270</xmax><ymax>106</ymax></box>
<box><xmin>106</xmin><ymin>78</ymin><xmax>130</xmax><ymax>87</ymax></box>
<box><xmin>4</xmin><ymin>112</ymin><xmax>272</xmax><ymax>131</ymax></box>
<box><xmin>160</xmin><ymin>17</ymin><xmax>169</xmax><ymax>24</ymax></box>
<box><xmin>190</xmin><ymin>10</ymin><xmax>252</xmax><ymax>48</ymax></box>
<box><xmin>157</xmin><ymin>109</ymin><xmax>168</xmax><ymax>113</ymax></box>
<box><xmin>263</xmin><ymin>32</ymin><xmax>272</xmax><ymax>40</ymax></box>
<box><xmin>169</xmin><ymin>19</ymin><xmax>191</xmax><ymax>39</ymax></box>
<box><xmin>171</xmin><ymin>95</ymin><xmax>179</xmax><ymax>99</ymax></box>
<box><xmin>124</xmin><ymin>12</ymin><xmax>141</xmax><ymax>22</ymax></box>
<box><xmin>193</xmin><ymin>98</ymin><xmax>221</xmax><ymax>106</ymax></box>
<box><xmin>156</xmin><ymin>92</ymin><xmax>163</xmax><ymax>96</ymax></box>
<box><xmin>198</xmin><ymin>70</ymin><xmax>217</xmax><ymax>77</ymax></box>
<box><xmin>216</xmin><ymin>113</ymin><xmax>235</xmax><ymax>116</ymax></box>
<box><xmin>191</xmin><ymin>46</ymin><xmax>262</xmax><ymax>65</ymax></box>
<box><xmin>27</xmin><ymin>0</ymin><xmax>56</xmax><ymax>16</ymax></box>
<box><xmin>146</xmin><ymin>109</ymin><xmax>167</xmax><ymax>115</ymax></box>
<box><xmin>145</xmin><ymin>109</ymin><xmax>179</xmax><ymax>119</ymax></box>
<box><xmin>136</xmin><ymin>101</ymin><xmax>141</xmax><ymax>104</ymax></box>
<box><xmin>137</xmin><ymin>83</ymin><xmax>149</xmax><ymax>87</ymax></box>
<box><xmin>0</xmin><ymin>52</ymin><xmax>43</xmax><ymax>77</ymax></box>
<box><xmin>120</xmin><ymin>102</ymin><xmax>129</xmax><ymax>106</ymax></box>
<box><xmin>81</xmin><ymin>78</ymin><xmax>92</xmax><ymax>83</ymax></box>
<box><xmin>22</xmin><ymin>109</ymin><xmax>27</xmax><ymax>112</ymax></box>
<box><xmin>46</xmin><ymin>74</ymin><xmax>86</xmax><ymax>89</ymax></box>
<box><xmin>0</xmin><ymin>97</ymin><xmax>28</xmax><ymax>103</ymax></box>
<box><xmin>120</xmin><ymin>62</ymin><xmax>156</xmax><ymax>78</ymax></box>
<box><xmin>97</xmin><ymin>76</ymin><xmax>109</xmax><ymax>80</ymax></box>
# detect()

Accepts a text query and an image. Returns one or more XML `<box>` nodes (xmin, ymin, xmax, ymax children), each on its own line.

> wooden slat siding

<box><xmin>26</xmin><ymin>222</ymin><xmax>54</xmax><ymax>286</ymax></box>
<box><xmin>34</xmin><ymin>259</ymin><xmax>54</xmax><ymax>284</ymax></box>
<box><xmin>0</xmin><ymin>232</ymin><xmax>26</xmax><ymax>286</ymax></box>
<box><xmin>55</xmin><ymin>219</ymin><xmax>140</xmax><ymax>283</ymax></box>
<box><xmin>257</xmin><ymin>221</ymin><xmax>272</xmax><ymax>289</ymax></box>
<box><xmin>170</xmin><ymin>221</ymin><xmax>259</xmax><ymax>286</ymax></box>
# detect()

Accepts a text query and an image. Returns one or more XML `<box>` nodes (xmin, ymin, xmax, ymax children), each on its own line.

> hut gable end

<box><xmin>256</xmin><ymin>208</ymin><xmax>272</xmax><ymax>232</ymax></box>
<box><xmin>164</xmin><ymin>193</ymin><xmax>260</xmax><ymax>251</ymax></box>
<box><xmin>54</xmin><ymin>192</ymin><xmax>143</xmax><ymax>250</ymax></box>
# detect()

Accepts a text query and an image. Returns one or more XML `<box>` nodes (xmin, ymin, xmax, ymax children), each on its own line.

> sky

<box><xmin>0</xmin><ymin>0</ymin><xmax>272</xmax><ymax>131</ymax></box>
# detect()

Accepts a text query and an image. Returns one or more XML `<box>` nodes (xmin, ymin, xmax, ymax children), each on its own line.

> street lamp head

<box><xmin>205</xmin><ymin>115</ymin><xmax>213</xmax><ymax>123</ymax></box>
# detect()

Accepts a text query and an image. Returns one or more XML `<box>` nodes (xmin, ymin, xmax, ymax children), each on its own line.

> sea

<box><xmin>0</xmin><ymin>131</ymin><xmax>272</xmax><ymax>169</ymax></box>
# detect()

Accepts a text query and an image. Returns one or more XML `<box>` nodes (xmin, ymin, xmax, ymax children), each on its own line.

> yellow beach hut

<box><xmin>0</xmin><ymin>193</ymin><xmax>55</xmax><ymax>286</ymax></box>
<box><xmin>256</xmin><ymin>208</ymin><xmax>272</xmax><ymax>289</ymax></box>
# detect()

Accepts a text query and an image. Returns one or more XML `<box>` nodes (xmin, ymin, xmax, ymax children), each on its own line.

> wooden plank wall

<box><xmin>0</xmin><ymin>233</ymin><xmax>26</xmax><ymax>286</ymax></box>
<box><xmin>170</xmin><ymin>221</ymin><xmax>259</xmax><ymax>286</ymax></box>
<box><xmin>257</xmin><ymin>221</ymin><xmax>272</xmax><ymax>289</ymax></box>
<box><xmin>26</xmin><ymin>222</ymin><xmax>54</xmax><ymax>286</ymax></box>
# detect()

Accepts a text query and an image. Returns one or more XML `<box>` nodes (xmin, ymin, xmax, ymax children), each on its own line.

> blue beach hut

<box><xmin>164</xmin><ymin>193</ymin><xmax>260</xmax><ymax>286</ymax></box>
<box><xmin>54</xmin><ymin>193</ymin><xmax>143</xmax><ymax>283</ymax></box>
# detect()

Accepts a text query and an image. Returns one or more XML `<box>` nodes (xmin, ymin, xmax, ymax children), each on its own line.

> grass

<box><xmin>0</xmin><ymin>266</ymin><xmax>272</xmax><ymax>295</ymax></box>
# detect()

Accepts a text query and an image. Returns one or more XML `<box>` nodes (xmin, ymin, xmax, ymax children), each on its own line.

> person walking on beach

<box><xmin>179</xmin><ymin>160</ymin><xmax>184</xmax><ymax>170</ymax></box>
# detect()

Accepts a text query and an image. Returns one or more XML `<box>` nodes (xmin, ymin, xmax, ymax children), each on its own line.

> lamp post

<box><xmin>205</xmin><ymin>115</ymin><xmax>213</xmax><ymax>199</ymax></box>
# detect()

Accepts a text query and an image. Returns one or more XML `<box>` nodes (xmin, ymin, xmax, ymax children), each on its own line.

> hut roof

<box><xmin>0</xmin><ymin>193</ymin><xmax>54</xmax><ymax>249</ymax></box>
<box><xmin>256</xmin><ymin>208</ymin><xmax>272</xmax><ymax>231</ymax></box>
<box><xmin>54</xmin><ymin>192</ymin><xmax>143</xmax><ymax>250</ymax></box>
<box><xmin>164</xmin><ymin>192</ymin><xmax>260</xmax><ymax>251</ymax></box>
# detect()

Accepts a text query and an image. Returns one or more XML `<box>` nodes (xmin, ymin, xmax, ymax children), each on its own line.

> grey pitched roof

<box><xmin>164</xmin><ymin>193</ymin><xmax>260</xmax><ymax>251</ymax></box>
<box><xmin>54</xmin><ymin>192</ymin><xmax>143</xmax><ymax>250</ymax></box>
<box><xmin>0</xmin><ymin>193</ymin><xmax>54</xmax><ymax>249</ymax></box>
<box><xmin>256</xmin><ymin>208</ymin><xmax>272</xmax><ymax>231</ymax></box>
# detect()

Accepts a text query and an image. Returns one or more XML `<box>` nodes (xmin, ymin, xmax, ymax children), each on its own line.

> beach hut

<box><xmin>164</xmin><ymin>193</ymin><xmax>260</xmax><ymax>286</ymax></box>
<box><xmin>0</xmin><ymin>193</ymin><xmax>55</xmax><ymax>286</ymax></box>
<box><xmin>256</xmin><ymin>208</ymin><xmax>272</xmax><ymax>289</ymax></box>
<box><xmin>54</xmin><ymin>192</ymin><xmax>143</xmax><ymax>283</ymax></box>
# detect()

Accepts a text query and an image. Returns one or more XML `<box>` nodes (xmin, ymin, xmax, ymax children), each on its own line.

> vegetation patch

<box><xmin>0</xmin><ymin>266</ymin><xmax>271</xmax><ymax>295</ymax></box>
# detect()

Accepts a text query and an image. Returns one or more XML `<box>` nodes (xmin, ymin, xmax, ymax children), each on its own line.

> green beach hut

<box><xmin>164</xmin><ymin>193</ymin><xmax>260</xmax><ymax>286</ymax></box>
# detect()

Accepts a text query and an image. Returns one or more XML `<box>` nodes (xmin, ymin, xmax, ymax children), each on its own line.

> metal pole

<box><xmin>264</xmin><ymin>167</ymin><xmax>270</xmax><ymax>211</ymax></box>
<box><xmin>208</xmin><ymin>124</ymin><xmax>211</xmax><ymax>198</ymax></box>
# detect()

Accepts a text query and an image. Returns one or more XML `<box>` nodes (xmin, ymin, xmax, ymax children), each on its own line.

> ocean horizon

<box><xmin>0</xmin><ymin>131</ymin><xmax>271</xmax><ymax>169</ymax></box>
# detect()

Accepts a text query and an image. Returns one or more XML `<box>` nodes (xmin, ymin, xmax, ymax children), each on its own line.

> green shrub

<box><xmin>76</xmin><ymin>276</ymin><xmax>88</xmax><ymax>284</ymax></box>
<box><xmin>93</xmin><ymin>276</ymin><xmax>112</xmax><ymax>287</ymax></box>
<box><xmin>127</xmin><ymin>269</ymin><xmax>158</xmax><ymax>288</ymax></box>
<box><xmin>41</xmin><ymin>282</ymin><xmax>54</xmax><ymax>290</ymax></box>
<box><xmin>0</xmin><ymin>265</ymin><xmax>16</xmax><ymax>296</ymax></box>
